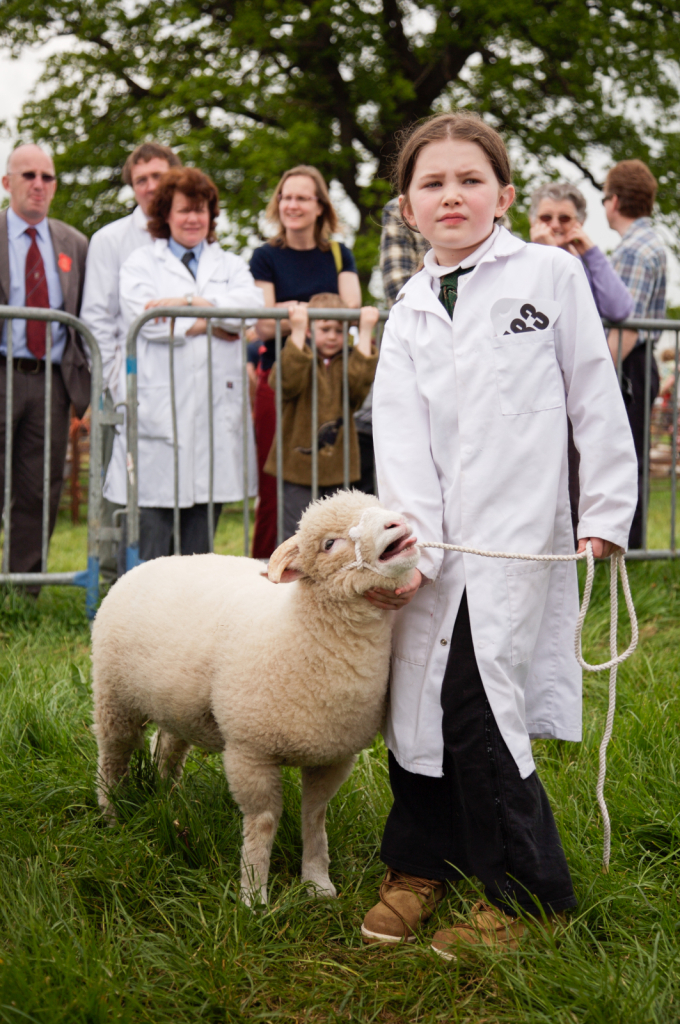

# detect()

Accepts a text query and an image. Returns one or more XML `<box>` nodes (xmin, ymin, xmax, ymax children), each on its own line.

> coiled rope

<box><xmin>420</xmin><ymin>540</ymin><xmax>638</xmax><ymax>871</ymax></box>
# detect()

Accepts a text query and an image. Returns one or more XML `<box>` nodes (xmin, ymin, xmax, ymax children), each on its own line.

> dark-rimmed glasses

<box><xmin>10</xmin><ymin>171</ymin><xmax>56</xmax><ymax>183</ymax></box>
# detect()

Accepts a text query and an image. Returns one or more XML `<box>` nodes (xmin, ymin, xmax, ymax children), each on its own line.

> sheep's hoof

<box><xmin>240</xmin><ymin>885</ymin><xmax>267</xmax><ymax>909</ymax></box>
<box><xmin>303</xmin><ymin>876</ymin><xmax>337</xmax><ymax>899</ymax></box>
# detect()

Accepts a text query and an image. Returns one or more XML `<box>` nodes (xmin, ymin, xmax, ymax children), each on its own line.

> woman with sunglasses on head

<box><xmin>249</xmin><ymin>165</ymin><xmax>361</xmax><ymax>558</ymax></box>
<box><xmin>529</xmin><ymin>182</ymin><xmax>633</xmax><ymax>322</ymax></box>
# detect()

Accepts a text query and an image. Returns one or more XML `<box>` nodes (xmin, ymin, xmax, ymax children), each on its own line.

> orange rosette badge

<box><xmin>57</xmin><ymin>252</ymin><xmax>72</xmax><ymax>273</ymax></box>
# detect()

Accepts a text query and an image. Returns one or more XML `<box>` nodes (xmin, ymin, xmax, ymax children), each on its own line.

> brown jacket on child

<box><xmin>264</xmin><ymin>337</ymin><xmax>378</xmax><ymax>487</ymax></box>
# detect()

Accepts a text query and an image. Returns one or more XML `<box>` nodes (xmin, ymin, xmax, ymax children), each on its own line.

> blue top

<box><xmin>249</xmin><ymin>241</ymin><xmax>357</xmax><ymax>369</ymax></box>
<box><xmin>2</xmin><ymin>207</ymin><xmax>67</xmax><ymax>362</ymax></box>
<box><xmin>168</xmin><ymin>236</ymin><xmax>204</xmax><ymax>279</ymax></box>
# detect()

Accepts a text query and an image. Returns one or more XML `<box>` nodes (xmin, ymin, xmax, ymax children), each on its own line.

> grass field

<box><xmin>0</xmin><ymin>517</ymin><xmax>678</xmax><ymax>1022</ymax></box>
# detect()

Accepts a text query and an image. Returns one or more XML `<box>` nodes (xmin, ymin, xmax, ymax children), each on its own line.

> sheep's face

<box><xmin>266</xmin><ymin>490</ymin><xmax>420</xmax><ymax>597</ymax></box>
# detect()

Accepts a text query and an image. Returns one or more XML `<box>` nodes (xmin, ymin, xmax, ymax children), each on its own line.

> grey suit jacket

<box><xmin>0</xmin><ymin>208</ymin><xmax>91</xmax><ymax>416</ymax></box>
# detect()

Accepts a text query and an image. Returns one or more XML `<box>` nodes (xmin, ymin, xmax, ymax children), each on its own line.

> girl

<box><xmin>363</xmin><ymin>113</ymin><xmax>637</xmax><ymax>958</ymax></box>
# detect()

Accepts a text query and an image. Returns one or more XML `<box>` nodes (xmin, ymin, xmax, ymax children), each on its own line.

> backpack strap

<box><xmin>330</xmin><ymin>239</ymin><xmax>343</xmax><ymax>275</ymax></box>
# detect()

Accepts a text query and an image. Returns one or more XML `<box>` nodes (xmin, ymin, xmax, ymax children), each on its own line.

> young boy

<box><xmin>265</xmin><ymin>293</ymin><xmax>379</xmax><ymax>538</ymax></box>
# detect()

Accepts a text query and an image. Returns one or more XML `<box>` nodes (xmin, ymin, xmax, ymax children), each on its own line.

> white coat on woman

<box><xmin>373</xmin><ymin>225</ymin><xmax>638</xmax><ymax>781</ymax></box>
<box><xmin>104</xmin><ymin>238</ymin><xmax>263</xmax><ymax>508</ymax></box>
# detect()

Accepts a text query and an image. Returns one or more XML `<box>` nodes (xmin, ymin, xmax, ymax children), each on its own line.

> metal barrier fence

<box><xmin>123</xmin><ymin>307</ymin><xmax>387</xmax><ymax>568</ymax></box>
<box><xmin>0</xmin><ymin>306</ymin><xmax>678</xmax><ymax>619</ymax></box>
<box><xmin>607</xmin><ymin>318</ymin><xmax>680</xmax><ymax>559</ymax></box>
<box><xmin>0</xmin><ymin>306</ymin><xmax>106</xmax><ymax>617</ymax></box>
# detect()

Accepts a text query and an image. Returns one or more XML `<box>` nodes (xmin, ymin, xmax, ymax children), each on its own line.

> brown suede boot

<box><xmin>361</xmin><ymin>869</ymin><xmax>446</xmax><ymax>945</ymax></box>
<box><xmin>431</xmin><ymin>901</ymin><xmax>565</xmax><ymax>960</ymax></box>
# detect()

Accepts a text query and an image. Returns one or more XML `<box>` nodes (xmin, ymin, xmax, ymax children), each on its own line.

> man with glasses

<box><xmin>80</xmin><ymin>142</ymin><xmax>181</xmax><ymax>583</ymax></box>
<box><xmin>0</xmin><ymin>144</ymin><xmax>89</xmax><ymax>589</ymax></box>
<box><xmin>602</xmin><ymin>160</ymin><xmax>666</xmax><ymax>548</ymax></box>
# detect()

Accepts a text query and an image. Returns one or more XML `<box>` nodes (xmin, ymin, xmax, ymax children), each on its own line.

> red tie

<box><xmin>24</xmin><ymin>227</ymin><xmax>50</xmax><ymax>360</ymax></box>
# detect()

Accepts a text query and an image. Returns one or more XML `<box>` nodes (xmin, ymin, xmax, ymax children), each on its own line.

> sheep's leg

<box><xmin>93</xmin><ymin>703</ymin><xmax>146</xmax><ymax>823</ymax></box>
<box><xmin>223</xmin><ymin>746</ymin><xmax>282</xmax><ymax>907</ymax></box>
<box><xmin>150</xmin><ymin>729</ymin><xmax>191</xmax><ymax>781</ymax></box>
<box><xmin>300</xmin><ymin>757</ymin><xmax>356</xmax><ymax>898</ymax></box>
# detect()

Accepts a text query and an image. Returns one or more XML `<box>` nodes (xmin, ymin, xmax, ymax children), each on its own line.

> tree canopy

<box><xmin>2</xmin><ymin>0</ymin><xmax>680</xmax><ymax>281</ymax></box>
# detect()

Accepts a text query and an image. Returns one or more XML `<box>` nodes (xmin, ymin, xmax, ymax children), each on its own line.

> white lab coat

<box><xmin>373</xmin><ymin>226</ymin><xmax>638</xmax><ymax>780</ymax></box>
<box><xmin>80</xmin><ymin>205</ymin><xmax>152</xmax><ymax>394</ymax></box>
<box><xmin>104</xmin><ymin>238</ymin><xmax>263</xmax><ymax>508</ymax></box>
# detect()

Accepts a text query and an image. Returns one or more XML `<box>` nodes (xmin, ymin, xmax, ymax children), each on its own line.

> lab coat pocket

<box><xmin>219</xmin><ymin>378</ymin><xmax>245</xmax><ymax>433</ymax></box>
<box><xmin>505</xmin><ymin>562</ymin><xmax>552</xmax><ymax>666</ymax></box>
<box><xmin>491</xmin><ymin>329</ymin><xmax>564</xmax><ymax>415</ymax></box>
<box><xmin>392</xmin><ymin>582</ymin><xmax>438</xmax><ymax>667</ymax></box>
<box><xmin>137</xmin><ymin>385</ymin><xmax>173</xmax><ymax>443</ymax></box>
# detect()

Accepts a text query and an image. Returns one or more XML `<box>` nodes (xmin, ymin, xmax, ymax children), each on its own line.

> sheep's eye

<box><xmin>323</xmin><ymin>538</ymin><xmax>336</xmax><ymax>551</ymax></box>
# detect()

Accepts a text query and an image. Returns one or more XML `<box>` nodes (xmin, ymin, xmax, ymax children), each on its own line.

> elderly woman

<box><xmin>529</xmin><ymin>182</ymin><xmax>633</xmax><ymax>322</ymax></box>
<box><xmin>530</xmin><ymin>182</ymin><xmax>634</xmax><ymax>539</ymax></box>
<box><xmin>248</xmin><ymin>164</ymin><xmax>361</xmax><ymax>558</ymax></box>
<box><xmin>532</xmin><ymin>182</ymin><xmax>630</xmax><ymax>321</ymax></box>
<box><xmin>104</xmin><ymin>166</ymin><xmax>263</xmax><ymax>561</ymax></box>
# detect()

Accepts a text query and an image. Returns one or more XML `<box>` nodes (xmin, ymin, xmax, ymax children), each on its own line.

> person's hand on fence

<box><xmin>357</xmin><ymin>305</ymin><xmax>380</xmax><ymax>356</ymax></box>
<box><xmin>364</xmin><ymin>568</ymin><xmax>423</xmax><ymax>610</ymax></box>
<box><xmin>288</xmin><ymin>302</ymin><xmax>310</xmax><ymax>351</ymax></box>
<box><xmin>560</xmin><ymin>223</ymin><xmax>595</xmax><ymax>257</ymax></box>
<box><xmin>577</xmin><ymin>537</ymin><xmax>619</xmax><ymax>558</ymax></box>
<box><xmin>144</xmin><ymin>295</ymin><xmax>214</xmax><ymax>323</ymax></box>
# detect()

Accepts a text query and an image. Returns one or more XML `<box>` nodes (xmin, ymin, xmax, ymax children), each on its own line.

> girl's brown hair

<box><xmin>265</xmin><ymin>165</ymin><xmax>339</xmax><ymax>251</ymax></box>
<box><xmin>147</xmin><ymin>167</ymin><xmax>219</xmax><ymax>243</ymax></box>
<box><xmin>394</xmin><ymin>112</ymin><xmax>512</xmax><ymax>226</ymax></box>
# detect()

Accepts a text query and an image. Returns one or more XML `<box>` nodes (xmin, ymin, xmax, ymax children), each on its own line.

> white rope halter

<box><xmin>420</xmin><ymin>540</ymin><xmax>637</xmax><ymax>872</ymax></box>
<box><xmin>342</xmin><ymin>510</ymin><xmax>637</xmax><ymax>870</ymax></box>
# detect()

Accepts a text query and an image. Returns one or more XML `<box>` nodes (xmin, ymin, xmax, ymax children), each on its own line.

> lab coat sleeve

<box><xmin>373</xmin><ymin>314</ymin><xmax>445</xmax><ymax>580</ymax></box>
<box><xmin>120</xmin><ymin>249</ymin><xmax>198</xmax><ymax>343</ymax></box>
<box><xmin>553</xmin><ymin>253</ymin><xmax>638</xmax><ymax>549</ymax></box>
<box><xmin>205</xmin><ymin>254</ymin><xmax>264</xmax><ymax>334</ymax></box>
<box><xmin>80</xmin><ymin>228</ymin><xmax>121</xmax><ymax>388</ymax></box>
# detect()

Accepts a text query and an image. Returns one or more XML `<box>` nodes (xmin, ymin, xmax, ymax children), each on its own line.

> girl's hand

<box><xmin>364</xmin><ymin>569</ymin><xmax>423</xmax><ymax>610</ymax></box>
<box><xmin>577</xmin><ymin>537</ymin><xmax>619</xmax><ymax>558</ymax></box>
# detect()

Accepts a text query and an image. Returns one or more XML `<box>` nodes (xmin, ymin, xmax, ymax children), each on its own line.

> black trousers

<box><xmin>0</xmin><ymin>362</ymin><xmax>70</xmax><ymax>578</ymax></box>
<box><xmin>622</xmin><ymin>344</ymin><xmax>659</xmax><ymax>549</ymax></box>
<box><xmin>117</xmin><ymin>503</ymin><xmax>222</xmax><ymax>573</ymax></box>
<box><xmin>381</xmin><ymin>593</ymin><xmax>577</xmax><ymax>918</ymax></box>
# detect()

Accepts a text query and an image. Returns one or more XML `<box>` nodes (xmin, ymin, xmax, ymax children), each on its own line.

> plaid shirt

<box><xmin>379</xmin><ymin>198</ymin><xmax>430</xmax><ymax>307</ymax></box>
<box><xmin>610</xmin><ymin>218</ymin><xmax>666</xmax><ymax>341</ymax></box>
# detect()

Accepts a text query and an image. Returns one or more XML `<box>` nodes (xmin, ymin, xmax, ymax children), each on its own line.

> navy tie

<box><xmin>181</xmin><ymin>251</ymin><xmax>196</xmax><ymax>279</ymax></box>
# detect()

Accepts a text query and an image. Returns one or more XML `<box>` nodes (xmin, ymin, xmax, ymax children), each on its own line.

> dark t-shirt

<box><xmin>249</xmin><ymin>242</ymin><xmax>357</xmax><ymax>370</ymax></box>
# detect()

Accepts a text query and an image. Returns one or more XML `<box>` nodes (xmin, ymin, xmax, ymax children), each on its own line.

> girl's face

<box><xmin>401</xmin><ymin>138</ymin><xmax>514</xmax><ymax>265</ymax></box>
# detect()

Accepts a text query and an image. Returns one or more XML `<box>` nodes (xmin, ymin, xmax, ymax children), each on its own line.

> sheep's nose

<box><xmin>384</xmin><ymin>521</ymin><xmax>401</xmax><ymax>530</ymax></box>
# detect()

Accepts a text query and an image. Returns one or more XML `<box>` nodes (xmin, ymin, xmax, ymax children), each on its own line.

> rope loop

<box><xmin>420</xmin><ymin>539</ymin><xmax>638</xmax><ymax>870</ymax></box>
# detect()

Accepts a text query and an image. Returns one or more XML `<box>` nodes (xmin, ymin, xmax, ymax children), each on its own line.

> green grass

<box><xmin>0</xmin><ymin>538</ymin><xmax>678</xmax><ymax>1021</ymax></box>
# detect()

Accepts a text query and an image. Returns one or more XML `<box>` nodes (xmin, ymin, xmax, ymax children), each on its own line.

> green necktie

<box><xmin>438</xmin><ymin>266</ymin><xmax>474</xmax><ymax>320</ymax></box>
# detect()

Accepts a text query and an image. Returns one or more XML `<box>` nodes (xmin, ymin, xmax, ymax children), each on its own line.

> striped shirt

<box><xmin>609</xmin><ymin>218</ymin><xmax>666</xmax><ymax>342</ymax></box>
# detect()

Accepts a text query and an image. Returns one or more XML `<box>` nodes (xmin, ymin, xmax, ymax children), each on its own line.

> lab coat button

<box><xmin>440</xmin><ymin>638</ymin><xmax>448</xmax><ymax>646</ymax></box>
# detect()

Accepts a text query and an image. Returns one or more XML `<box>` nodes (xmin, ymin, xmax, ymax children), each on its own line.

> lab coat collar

<box><xmin>398</xmin><ymin>226</ymin><xmax>526</xmax><ymax>323</ymax></box>
<box><xmin>153</xmin><ymin>237</ymin><xmax>223</xmax><ymax>290</ymax></box>
<box><xmin>132</xmin><ymin>204</ymin><xmax>150</xmax><ymax>232</ymax></box>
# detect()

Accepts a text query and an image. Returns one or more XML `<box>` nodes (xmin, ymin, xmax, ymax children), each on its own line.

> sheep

<box><xmin>91</xmin><ymin>490</ymin><xmax>420</xmax><ymax>904</ymax></box>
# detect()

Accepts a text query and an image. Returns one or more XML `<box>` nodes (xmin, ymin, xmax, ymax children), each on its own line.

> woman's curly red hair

<box><xmin>147</xmin><ymin>167</ymin><xmax>219</xmax><ymax>243</ymax></box>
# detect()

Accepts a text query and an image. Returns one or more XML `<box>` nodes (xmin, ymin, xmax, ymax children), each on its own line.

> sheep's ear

<box><xmin>267</xmin><ymin>535</ymin><xmax>305</xmax><ymax>583</ymax></box>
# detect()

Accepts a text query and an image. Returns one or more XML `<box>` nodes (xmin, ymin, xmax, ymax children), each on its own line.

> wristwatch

<box><xmin>185</xmin><ymin>294</ymin><xmax>194</xmax><ymax>306</ymax></box>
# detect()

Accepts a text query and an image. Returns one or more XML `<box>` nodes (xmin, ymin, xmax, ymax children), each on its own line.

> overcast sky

<box><xmin>1</xmin><ymin>43</ymin><xmax>678</xmax><ymax>302</ymax></box>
